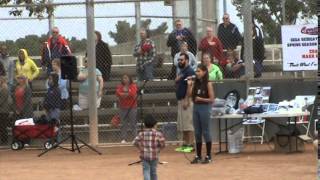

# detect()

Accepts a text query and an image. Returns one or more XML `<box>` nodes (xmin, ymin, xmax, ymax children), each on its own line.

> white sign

<box><xmin>281</xmin><ymin>25</ymin><xmax>318</xmax><ymax>71</ymax></box>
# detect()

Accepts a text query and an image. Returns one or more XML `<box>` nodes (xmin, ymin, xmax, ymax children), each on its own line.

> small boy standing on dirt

<box><xmin>133</xmin><ymin>115</ymin><xmax>165</xmax><ymax>180</ymax></box>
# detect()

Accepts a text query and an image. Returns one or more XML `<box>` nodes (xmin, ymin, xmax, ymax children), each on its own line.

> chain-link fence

<box><xmin>0</xmin><ymin>0</ymin><xmax>317</xmax><ymax>148</ymax></box>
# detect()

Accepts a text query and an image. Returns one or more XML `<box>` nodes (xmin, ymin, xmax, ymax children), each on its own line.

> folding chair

<box><xmin>295</xmin><ymin>104</ymin><xmax>315</xmax><ymax>142</ymax></box>
<box><xmin>242</xmin><ymin>118</ymin><xmax>266</xmax><ymax>144</ymax></box>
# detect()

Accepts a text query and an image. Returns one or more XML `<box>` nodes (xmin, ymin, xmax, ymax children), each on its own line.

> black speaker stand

<box><xmin>38</xmin><ymin>80</ymin><xmax>101</xmax><ymax>157</ymax></box>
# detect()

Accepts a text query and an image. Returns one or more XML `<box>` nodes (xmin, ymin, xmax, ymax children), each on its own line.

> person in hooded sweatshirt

<box><xmin>15</xmin><ymin>49</ymin><xmax>40</xmax><ymax>90</ymax></box>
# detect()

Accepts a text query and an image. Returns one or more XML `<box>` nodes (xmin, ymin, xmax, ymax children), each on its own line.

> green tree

<box><xmin>0</xmin><ymin>35</ymin><xmax>87</xmax><ymax>56</ymax></box>
<box><xmin>0</xmin><ymin>0</ymin><xmax>53</xmax><ymax>18</ymax></box>
<box><xmin>109</xmin><ymin>19</ymin><xmax>168</xmax><ymax>44</ymax></box>
<box><xmin>232</xmin><ymin>0</ymin><xmax>317</xmax><ymax>44</ymax></box>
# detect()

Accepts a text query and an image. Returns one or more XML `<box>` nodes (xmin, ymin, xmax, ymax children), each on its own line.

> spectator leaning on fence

<box><xmin>167</xmin><ymin>19</ymin><xmax>197</xmax><ymax>79</ymax></box>
<box><xmin>199</xmin><ymin>27</ymin><xmax>227</xmax><ymax>68</ymax></box>
<box><xmin>133</xmin><ymin>114</ymin><xmax>165</xmax><ymax>180</ymax></box>
<box><xmin>175</xmin><ymin>53</ymin><xmax>195</xmax><ymax>153</ymax></box>
<box><xmin>12</xmin><ymin>75</ymin><xmax>33</xmax><ymax>120</ymax></box>
<box><xmin>217</xmin><ymin>13</ymin><xmax>242</xmax><ymax>51</ymax></box>
<box><xmin>77</xmin><ymin>57</ymin><xmax>104</xmax><ymax>110</ymax></box>
<box><xmin>42</xmin><ymin>27</ymin><xmax>71</xmax><ymax>74</ymax></box>
<box><xmin>0</xmin><ymin>76</ymin><xmax>9</xmax><ymax>145</ymax></box>
<box><xmin>133</xmin><ymin>29</ymin><xmax>156</xmax><ymax>81</ymax></box>
<box><xmin>173</xmin><ymin>41</ymin><xmax>197</xmax><ymax>76</ymax></box>
<box><xmin>187</xmin><ymin>64</ymin><xmax>215</xmax><ymax>164</ymax></box>
<box><xmin>115</xmin><ymin>74</ymin><xmax>138</xmax><ymax>143</ymax></box>
<box><xmin>95</xmin><ymin>31</ymin><xmax>112</xmax><ymax>81</ymax></box>
<box><xmin>49</xmin><ymin>59</ymin><xmax>69</xmax><ymax>110</ymax></box>
<box><xmin>15</xmin><ymin>49</ymin><xmax>40</xmax><ymax>90</ymax></box>
<box><xmin>0</xmin><ymin>45</ymin><xmax>14</xmax><ymax>91</ymax></box>
<box><xmin>201</xmin><ymin>53</ymin><xmax>223</xmax><ymax>81</ymax></box>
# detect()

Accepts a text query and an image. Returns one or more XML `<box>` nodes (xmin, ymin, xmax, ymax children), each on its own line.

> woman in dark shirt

<box><xmin>187</xmin><ymin>64</ymin><xmax>214</xmax><ymax>164</ymax></box>
<box><xmin>0</xmin><ymin>76</ymin><xmax>9</xmax><ymax>144</ymax></box>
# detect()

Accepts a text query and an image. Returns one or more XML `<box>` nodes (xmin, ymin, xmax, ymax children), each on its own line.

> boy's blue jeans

<box><xmin>143</xmin><ymin>159</ymin><xmax>158</xmax><ymax>180</ymax></box>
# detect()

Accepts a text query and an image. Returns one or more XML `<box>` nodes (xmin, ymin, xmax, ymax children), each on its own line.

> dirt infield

<box><xmin>0</xmin><ymin>144</ymin><xmax>317</xmax><ymax>180</ymax></box>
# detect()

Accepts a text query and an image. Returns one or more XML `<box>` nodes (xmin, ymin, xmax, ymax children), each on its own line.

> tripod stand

<box><xmin>38</xmin><ymin>80</ymin><xmax>102</xmax><ymax>157</ymax></box>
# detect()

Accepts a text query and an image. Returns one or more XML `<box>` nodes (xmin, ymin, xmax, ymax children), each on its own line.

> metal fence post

<box><xmin>135</xmin><ymin>1</ymin><xmax>141</xmax><ymax>44</ymax></box>
<box><xmin>48</xmin><ymin>0</ymin><xmax>54</xmax><ymax>36</ymax></box>
<box><xmin>86</xmin><ymin>0</ymin><xmax>98</xmax><ymax>146</ymax></box>
<box><xmin>242</xmin><ymin>0</ymin><xmax>254</xmax><ymax>80</ymax></box>
<box><xmin>189</xmin><ymin>0</ymin><xmax>197</xmax><ymax>40</ymax></box>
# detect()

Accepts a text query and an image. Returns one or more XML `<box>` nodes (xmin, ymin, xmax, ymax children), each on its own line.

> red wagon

<box><xmin>11</xmin><ymin>123</ymin><xmax>58</xmax><ymax>150</ymax></box>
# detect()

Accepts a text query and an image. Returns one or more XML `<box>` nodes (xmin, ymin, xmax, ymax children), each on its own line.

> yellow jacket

<box><xmin>16</xmin><ymin>49</ymin><xmax>40</xmax><ymax>81</ymax></box>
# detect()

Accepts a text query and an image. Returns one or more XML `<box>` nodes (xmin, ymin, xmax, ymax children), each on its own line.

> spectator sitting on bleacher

<box><xmin>133</xmin><ymin>29</ymin><xmax>156</xmax><ymax>81</ymax></box>
<box><xmin>77</xmin><ymin>58</ymin><xmax>104</xmax><ymax>110</ymax></box>
<box><xmin>116</xmin><ymin>74</ymin><xmax>138</xmax><ymax>143</ymax></box>
<box><xmin>173</xmin><ymin>41</ymin><xmax>197</xmax><ymax>76</ymax></box>
<box><xmin>0</xmin><ymin>76</ymin><xmax>9</xmax><ymax>145</ymax></box>
<box><xmin>201</xmin><ymin>53</ymin><xmax>223</xmax><ymax>81</ymax></box>
<box><xmin>12</xmin><ymin>75</ymin><xmax>33</xmax><ymax>120</ymax></box>
<box><xmin>43</xmin><ymin>73</ymin><xmax>62</xmax><ymax>123</ymax></box>
<box><xmin>47</xmin><ymin>59</ymin><xmax>69</xmax><ymax>110</ymax></box>
<box><xmin>41</xmin><ymin>27</ymin><xmax>72</xmax><ymax>74</ymax></box>
<box><xmin>225</xmin><ymin>50</ymin><xmax>244</xmax><ymax>78</ymax></box>
<box><xmin>15</xmin><ymin>49</ymin><xmax>40</xmax><ymax>90</ymax></box>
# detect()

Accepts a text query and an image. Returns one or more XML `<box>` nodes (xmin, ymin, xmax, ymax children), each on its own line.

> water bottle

<box><xmin>113</xmin><ymin>102</ymin><xmax>117</xmax><ymax>109</ymax></box>
<box><xmin>238</xmin><ymin>98</ymin><xmax>245</xmax><ymax>111</ymax></box>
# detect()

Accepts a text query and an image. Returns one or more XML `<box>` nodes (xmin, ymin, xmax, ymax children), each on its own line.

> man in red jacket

<box><xmin>41</xmin><ymin>27</ymin><xmax>72</xmax><ymax>74</ymax></box>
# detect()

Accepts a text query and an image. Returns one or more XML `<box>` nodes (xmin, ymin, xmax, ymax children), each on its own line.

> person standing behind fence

<box><xmin>0</xmin><ymin>76</ymin><xmax>9</xmax><ymax>145</ymax></box>
<box><xmin>0</xmin><ymin>45</ymin><xmax>14</xmax><ymax>91</ymax></box>
<box><xmin>50</xmin><ymin>59</ymin><xmax>69</xmax><ymax>110</ymax></box>
<box><xmin>167</xmin><ymin>19</ymin><xmax>197</xmax><ymax>79</ymax></box>
<box><xmin>133</xmin><ymin>114</ymin><xmax>165</xmax><ymax>180</ymax></box>
<box><xmin>240</xmin><ymin>23</ymin><xmax>265</xmax><ymax>78</ymax></box>
<box><xmin>115</xmin><ymin>74</ymin><xmax>138</xmax><ymax>143</ymax></box>
<box><xmin>201</xmin><ymin>53</ymin><xmax>223</xmax><ymax>81</ymax></box>
<box><xmin>186</xmin><ymin>64</ymin><xmax>215</xmax><ymax>164</ymax></box>
<box><xmin>173</xmin><ymin>42</ymin><xmax>197</xmax><ymax>76</ymax></box>
<box><xmin>175</xmin><ymin>53</ymin><xmax>195</xmax><ymax>152</ymax></box>
<box><xmin>77</xmin><ymin>58</ymin><xmax>104</xmax><ymax>110</ymax></box>
<box><xmin>199</xmin><ymin>27</ymin><xmax>227</xmax><ymax>68</ymax></box>
<box><xmin>12</xmin><ymin>75</ymin><xmax>33</xmax><ymax>120</ymax></box>
<box><xmin>42</xmin><ymin>27</ymin><xmax>71</xmax><ymax>74</ymax></box>
<box><xmin>217</xmin><ymin>13</ymin><xmax>242</xmax><ymax>51</ymax></box>
<box><xmin>95</xmin><ymin>31</ymin><xmax>112</xmax><ymax>81</ymax></box>
<box><xmin>133</xmin><ymin>29</ymin><xmax>156</xmax><ymax>81</ymax></box>
<box><xmin>15</xmin><ymin>49</ymin><xmax>40</xmax><ymax>90</ymax></box>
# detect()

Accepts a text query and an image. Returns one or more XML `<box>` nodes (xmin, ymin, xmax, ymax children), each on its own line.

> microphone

<box><xmin>184</xmin><ymin>75</ymin><xmax>196</xmax><ymax>81</ymax></box>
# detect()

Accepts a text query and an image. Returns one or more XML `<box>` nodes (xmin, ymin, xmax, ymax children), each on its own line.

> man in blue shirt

<box><xmin>175</xmin><ymin>53</ymin><xmax>195</xmax><ymax>152</ymax></box>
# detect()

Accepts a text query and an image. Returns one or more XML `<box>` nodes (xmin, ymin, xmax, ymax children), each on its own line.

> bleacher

<box><xmin>7</xmin><ymin>50</ymin><xmax>316</xmax><ymax>143</ymax></box>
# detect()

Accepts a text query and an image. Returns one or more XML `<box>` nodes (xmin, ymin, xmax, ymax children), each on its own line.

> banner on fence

<box><xmin>281</xmin><ymin>24</ymin><xmax>318</xmax><ymax>71</ymax></box>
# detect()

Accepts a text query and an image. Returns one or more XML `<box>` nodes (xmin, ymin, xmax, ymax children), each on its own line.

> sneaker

<box><xmin>191</xmin><ymin>156</ymin><xmax>202</xmax><ymax>164</ymax></box>
<box><xmin>121</xmin><ymin>140</ymin><xmax>127</xmax><ymax>144</ymax></box>
<box><xmin>202</xmin><ymin>156</ymin><xmax>212</xmax><ymax>164</ymax></box>
<box><xmin>175</xmin><ymin>145</ymin><xmax>193</xmax><ymax>153</ymax></box>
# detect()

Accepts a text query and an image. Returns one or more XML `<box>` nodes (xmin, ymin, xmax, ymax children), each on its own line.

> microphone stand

<box><xmin>128</xmin><ymin>80</ymin><xmax>148</xmax><ymax>166</ymax></box>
